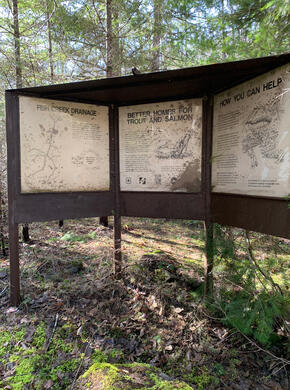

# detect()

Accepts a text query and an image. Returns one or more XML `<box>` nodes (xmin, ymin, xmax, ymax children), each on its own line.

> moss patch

<box><xmin>77</xmin><ymin>363</ymin><xmax>193</xmax><ymax>389</ymax></box>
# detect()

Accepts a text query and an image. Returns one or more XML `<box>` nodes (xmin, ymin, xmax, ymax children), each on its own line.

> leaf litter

<box><xmin>0</xmin><ymin>217</ymin><xmax>288</xmax><ymax>389</ymax></box>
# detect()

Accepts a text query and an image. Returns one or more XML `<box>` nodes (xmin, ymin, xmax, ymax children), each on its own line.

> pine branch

<box><xmin>244</xmin><ymin>230</ymin><xmax>283</xmax><ymax>295</ymax></box>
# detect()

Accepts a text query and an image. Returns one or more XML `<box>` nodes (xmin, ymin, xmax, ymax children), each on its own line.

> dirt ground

<box><xmin>0</xmin><ymin>217</ymin><xmax>289</xmax><ymax>389</ymax></box>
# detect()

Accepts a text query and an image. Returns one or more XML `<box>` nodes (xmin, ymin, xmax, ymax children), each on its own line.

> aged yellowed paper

<box><xmin>20</xmin><ymin>97</ymin><xmax>110</xmax><ymax>193</ymax></box>
<box><xmin>119</xmin><ymin>99</ymin><xmax>202</xmax><ymax>192</ymax></box>
<box><xmin>212</xmin><ymin>64</ymin><xmax>290</xmax><ymax>198</ymax></box>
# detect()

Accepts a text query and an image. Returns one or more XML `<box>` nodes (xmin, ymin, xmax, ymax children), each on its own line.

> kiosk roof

<box><xmin>7</xmin><ymin>53</ymin><xmax>290</xmax><ymax>106</ymax></box>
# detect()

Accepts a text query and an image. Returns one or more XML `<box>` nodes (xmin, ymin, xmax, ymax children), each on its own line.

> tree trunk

<box><xmin>112</xmin><ymin>1</ymin><xmax>120</xmax><ymax>76</ymax></box>
<box><xmin>221</xmin><ymin>0</ymin><xmax>226</xmax><ymax>59</ymax></box>
<box><xmin>12</xmin><ymin>0</ymin><xmax>30</xmax><ymax>242</ymax></box>
<box><xmin>106</xmin><ymin>0</ymin><xmax>113</xmax><ymax>77</ymax></box>
<box><xmin>45</xmin><ymin>1</ymin><xmax>64</xmax><ymax>227</ymax></box>
<box><xmin>100</xmin><ymin>0</ymin><xmax>116</xmax><ymax>228</ymax></box>
<box><xmin>46</xmin><ymin>0</ymin><xmax>54</xmax><ymax>82</ymax></box>
<box><xmin>12</xmin><ymin>0</ymin><xmax>22</xmax><ymax>87</ymax></box>
<box><xmin>152</xmin><ymin>0</ymin><xmax>162</xmax><ymax>71</ymax></box>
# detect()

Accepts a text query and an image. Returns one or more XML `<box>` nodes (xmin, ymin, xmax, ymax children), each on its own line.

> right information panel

<box><xmin>212</xmin><ymin>64</ymin><xmax>290</xmax><ymax>198</ymax></box>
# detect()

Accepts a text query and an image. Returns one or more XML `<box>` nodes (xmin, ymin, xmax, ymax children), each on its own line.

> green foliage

<box><xmin>81</xmin><ymin>362</ymin><xmax>194</xmax><ymax>389</ymax></box>
<box><xmin>0</xmin><ymin>0</ymin><xmax>288</xmax><ymax>93</ymax></box>
<box><xmin>0</xmin><ymin>322</ymin><xmax>82</xmax><ymax>389</ymax></box>
<box><xmin>60</xmin><ymin>231</ymin><xmax>86</xmax><ymax>242</ymax></box>
<box><xmin>213</xmin><ymin>224</ymin><xmax>236</xmax><ymax>261</ymax></box>
<box><xmin>211</xmin><ymin>224</ymin><xmax>289</xmax><ymax>346</ymax></box>
<box><xmin>220</xmin><ymin>290</ymin><xmax>288</xmax><ymax>345</ymax></box>
<box><xmin>92</xmin><ymin>349</ymin><xmax>109</xmax><ymax>364</ymax></box>
<box><xmin>191</xmin><ymin>367</ymin><xmax>212</xmax><ymax>390</ymax></box>
<box><xmin>60</xmin><ymin>230</ymin><xmax>97</xmax><ymax>243</ymax></box>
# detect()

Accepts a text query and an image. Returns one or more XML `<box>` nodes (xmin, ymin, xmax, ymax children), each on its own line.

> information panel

<box><xmin>119</xmin><ymin>99</ymin><xmax>202</xmax><ymax>192</ymax></box>
<box><xmin>20</xmin><ymin>97</ymin><xmax>110</xmax><ymax>193</ymax></box>
<box><xmin>212</xmin><ymin>64</ymin><xmax>290</xmax><ymax>198</ymax></box>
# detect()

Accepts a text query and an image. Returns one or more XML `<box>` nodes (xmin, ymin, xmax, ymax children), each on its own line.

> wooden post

<box><xmin>0</xmin><ymin>196</ymin><xmax>6</xmax><ymax>257</ymax></box>
<box><xmin>203</xmin><ymin>95</ymin><xmax>214</xmax><ymax>298</ymax></box>
<box><xmin>6</xmin><ymin>92</ymin><xmax>21</xmax><ymax>305</ymax></box>
<box><xmin>22</xmin><ymin>223</ymin><xmax>30</xmax><ymax>242</ymax></box>
<box><xmin>100</xmin><ymin>216</ymin><xmax>109</xmax><ymax>227</ymax></box>
<box><xmin>204</xmin><ymin>221</ymin><xmax>214</xmax><ymax>296</ymax></box>
<box><xmin>112</xmin><ymin>105</ymin><xmax>122</xmax><ymax>276</ymax></box>
<box><xmin>9</xmin><ymin>222</ymin><xmax>20</xmax><ymax>306</ymax></box>
<box><xmin>114</xmin><ymin>213</ymin><xmax>122</xmax><ymax>276</ymax></box>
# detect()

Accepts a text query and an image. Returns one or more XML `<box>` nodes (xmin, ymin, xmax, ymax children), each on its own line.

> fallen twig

<box><xmin>272</xmin><ymin>362</ymin><xmax>288</xmax><ymax>376</ymax></box>
<box><xmin>0</xmin><ymin>285</ymin><xmax>8</xmax><ymax>297</ymax></box>
<box><xmin>220</xmin><ymin>378</ymin><xmax>233</xmax><ymax>389</ymax></box>
<box><xmin>244</xmin><ymin>230</ymin><xmax>283</xmax><ymax>295</ymax></box>
<box><xmin>241</xmin><ymin>332</ymin><xmax>290</xmax><ymax>366</ymax></box>
<box><xmin>70</xmin><ymin>343</ymin><xmax>89</xmax><ymax>390</ymax></box>
<box><xmin>44</xmin><ymin>313</ymin><xmax>59</xmax><ymax>352</ymax></box>
<box><xmin>271</xmin><ymin>236</ymin><xmax>290</xmax><ymax>254</ymax></box>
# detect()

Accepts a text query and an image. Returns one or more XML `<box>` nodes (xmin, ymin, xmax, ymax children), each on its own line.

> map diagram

<box><xmin>156</xmin><ymin>131</ymin><xmax>192</xmax><ymax>159</ymax></box>
<box><xmin>242</xmin><ymin>98</ymin><xmax>285</xmax><ymax>168</ymax></box>
<box><xmin>22</xmin><ymin>118</ymin><xmax>64</xmax><ymax>191</ymax></box>
<box><xmin>20</xmin><ymin>96</ymin><xmax>110</xmax><ymax>193</ymax></box>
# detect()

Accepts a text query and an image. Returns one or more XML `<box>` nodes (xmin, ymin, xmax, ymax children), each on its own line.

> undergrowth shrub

<box><xmin>219</xmin><ymin>290</ymin><xmax>288</xmax><ymax>345</ymax></box>
<box><xmin>210</xmin><ymin>224</ymin><xmax>289</xmax><ymax>347</ymax></box>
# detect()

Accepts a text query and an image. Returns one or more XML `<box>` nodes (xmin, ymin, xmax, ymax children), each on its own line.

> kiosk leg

<box><xmin>100</xmin><ymin>216</ymin><xmax>109</xmax><ymax>227</ymax></box>
<box><xmin>0</xmin><ymin>197</ymin><xmax>6</xmax><ymax>257</ymax></box>
<box><xmin>204</xmin><ymin>221</ymin><xmax>214</xmax><ymax>297</ymax></box>
<box><xmin>114</xmin><ymin>214</ymin><xmax>122</xmax><ymax>277</ymax></box>
<box><xmin>9</xmin><ymin>222</ymin><xmax>20</xmax><ymax>306</ymax></box>
<box><xmin>22</xmin><ymin>223</ymin><xmax>30</xmax><ymax>242</ymax></box>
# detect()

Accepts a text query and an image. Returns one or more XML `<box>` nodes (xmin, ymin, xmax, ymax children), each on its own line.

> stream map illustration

<box><xmin>20</xmin><ymin>97</ymin><xmax>110</xmax><ymax>193</ymax></box>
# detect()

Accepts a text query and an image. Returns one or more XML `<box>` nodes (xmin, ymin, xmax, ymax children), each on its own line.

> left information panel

<box><xmin>20</xmin><ymin>96</ymin><xmax>110</xmax><ymax>193</ymax></box>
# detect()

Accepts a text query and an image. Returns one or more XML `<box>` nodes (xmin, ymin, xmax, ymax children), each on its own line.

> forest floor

<box><xmin>0</xmin><ymin>218</ymin><xmax>289</xmax><ymax>389</ymax></box>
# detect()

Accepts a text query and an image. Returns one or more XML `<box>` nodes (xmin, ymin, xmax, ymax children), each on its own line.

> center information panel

<box><xmin>20</xmin><ymin>96</ymin><xmax>110</xmax><ymax>193</ymax></box>
<box><xmin>119</xmin><ymin>99</ymin><xmax>202</xmax><ymax>192</ymax></box>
